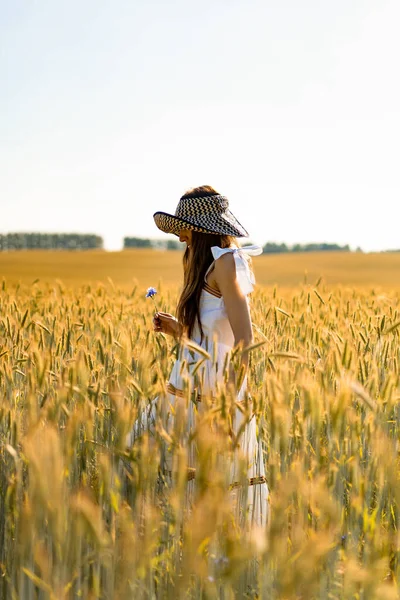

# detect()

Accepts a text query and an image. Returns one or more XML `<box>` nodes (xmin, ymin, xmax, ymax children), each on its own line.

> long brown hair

<box><xmin>176</xmin><ymin>186</ymin><xmax>237</xmax><ymax>340</ymax></box>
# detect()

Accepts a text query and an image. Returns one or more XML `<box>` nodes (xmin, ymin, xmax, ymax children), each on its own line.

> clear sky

<box><xmin>1</xmin><ymin>0</ymin><xmax>399</xmax><ymax>251</ymax></box>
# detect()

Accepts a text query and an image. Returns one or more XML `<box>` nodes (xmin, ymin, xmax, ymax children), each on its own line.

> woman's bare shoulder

<box><xmin>212</xmin><ymin>252</ymin><xmax>236</xmax><ymax>283</ymax></box>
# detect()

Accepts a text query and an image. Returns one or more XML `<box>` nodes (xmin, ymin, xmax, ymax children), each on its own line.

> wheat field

<box><xmin>1</xmin><ymin>249</ymin><xmax>400</xmax><ymax>289</ymax></box>
<box><xmin>0</xmin><ymin>251</ymin><xmax>400</xmax><ymax>598</ymax></box>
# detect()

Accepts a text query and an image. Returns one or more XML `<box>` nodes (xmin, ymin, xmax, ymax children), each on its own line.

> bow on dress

<box><xmin>209</xmin><ymin>244</ymin><xmax>263</xmax><ymax>296</ymax></box>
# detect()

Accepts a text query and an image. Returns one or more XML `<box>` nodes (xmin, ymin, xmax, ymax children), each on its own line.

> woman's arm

<box><xmin>212</xmin><ymin>253</ymin><xmax>253</xmax><ymax>387</ymax></box>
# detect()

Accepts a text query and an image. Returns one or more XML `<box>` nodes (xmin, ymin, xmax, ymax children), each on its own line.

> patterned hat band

<box><xmin>175</xmin><ymin>195</ymin><xmax>229</xmax><ymax>218</ymax></box>
<box><xmin>153</xmin><ymin>193</ymin><xmax>249</xmax><ymax>238</ymax></box>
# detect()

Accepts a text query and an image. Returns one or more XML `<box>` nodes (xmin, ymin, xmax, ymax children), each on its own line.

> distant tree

<box><xmin>262</xmin><ymin>242</ymin><xmax>289</xmax><ymax>254</ymax></box>
<box><xmin>124</xmin><ymin>237</ymin><xmax>152</xmax><ymax>248</ymax></box>
<box><xmin>291</xmin><ymin>243</ymin><xmax>350</xmax><ymax>253</ymax></box>
<box><xmin>0</xmin><ymin>233</ymin><xmax>103</xmax><ymax>251</ymax></box>
<box><xmin>124</xmin><ymin>237</ymin><xmax>185</xmax><ymax>250</ymax></box>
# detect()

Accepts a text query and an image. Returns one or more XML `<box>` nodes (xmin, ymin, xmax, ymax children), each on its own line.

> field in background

<box><xmin>0</xmin><ymin>249</ymin><xmax>400</xmax><ymax>290</ymax></box>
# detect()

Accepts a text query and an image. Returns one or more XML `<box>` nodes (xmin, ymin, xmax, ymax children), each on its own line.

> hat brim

<box><xmin>153</xmin><ymin>211</ymin><xmax>249</xmax><ymax>238</ymax></box>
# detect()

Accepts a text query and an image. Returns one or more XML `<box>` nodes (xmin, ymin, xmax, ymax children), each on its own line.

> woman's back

<box><xmin>169</xmin><ymin>245</ymin><xmax>262</xmax><ymax>398</ymax></box>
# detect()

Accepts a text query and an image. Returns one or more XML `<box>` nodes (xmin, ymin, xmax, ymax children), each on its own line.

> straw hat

<box><xmin>153</xmin><ymin>191</ymin><xmax>249</xmax><ymax>237</ymax></box>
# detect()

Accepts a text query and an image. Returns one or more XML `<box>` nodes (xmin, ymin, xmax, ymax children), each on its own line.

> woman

<box><xmin>128</xmin><ymin>185</ymin><xmax>269</xmax><ymax>528</ymax></box>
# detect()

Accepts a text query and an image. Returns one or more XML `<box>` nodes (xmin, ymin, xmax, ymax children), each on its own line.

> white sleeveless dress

<box><xmin>128</xmin><ymin>245</ymin><xmax>270</xmax><ymax>528</ymax></box>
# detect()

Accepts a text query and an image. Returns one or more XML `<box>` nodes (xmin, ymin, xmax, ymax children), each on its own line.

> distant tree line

<box><xmin>124</xmin><ymin>237</ymin><xmax>152</xmax><ymax>248</ymax></box>
<box><xmin>124</xmin><ymin>238</ymin><xmax>357</xmax><ymax>253</ymax></box>
<box><xmin>0</xmin><ymin>233</ymin><xmax>103</xmax><ymax>251</ymax></box>
<box><xmin>262</xmin><ymin>242</ymin><xmax>352</xmax><ymax>254</ymax></box>
<box><xmin>124</xmin><ymin>237</ymin><xmax>184</xmax><ymax>250</ymax></box>
<box><xmin>3</xmin><ymin>233</ymin><xmax>397</xmax><ymax>253</ymax></box>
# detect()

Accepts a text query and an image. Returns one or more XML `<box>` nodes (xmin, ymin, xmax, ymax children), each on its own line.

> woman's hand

<box><xmin>153</xmin><ymin>312</ymin><xmax>181</xmax><ymax>337</ymax></box>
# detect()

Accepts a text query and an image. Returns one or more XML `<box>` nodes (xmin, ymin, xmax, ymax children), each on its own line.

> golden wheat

<box><xmin>1</xmin><ymin>248</ymin><xmax>400</xmax><ymax>289</ymax></box>
<box><xmin>0</xmin><ymin>275</ymin><xmax>399</xmax><ymax>599</ymax></box>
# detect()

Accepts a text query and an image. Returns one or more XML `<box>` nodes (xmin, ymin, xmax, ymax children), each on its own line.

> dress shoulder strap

<box><xmin>204</xmin><ymin>244</ymin><xmax>262</xmax><ymax>296</ymax></box>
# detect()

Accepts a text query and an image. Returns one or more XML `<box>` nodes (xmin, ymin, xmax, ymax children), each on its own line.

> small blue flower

<box><xmin>146</xmin><ymin>287</ymin><xmax>157</xmax><ymax>299</ymax></box>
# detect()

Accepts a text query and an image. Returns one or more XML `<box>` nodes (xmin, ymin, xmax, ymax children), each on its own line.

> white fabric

<box><xmin>205</xmin><ymin>244</ymin><xmax>263</xmax><ymax>296</ymax></box>
<box><xmin>127</xmin><ymin>244</ymin><xmax>269</xmax><ymax>528</ymax></box>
